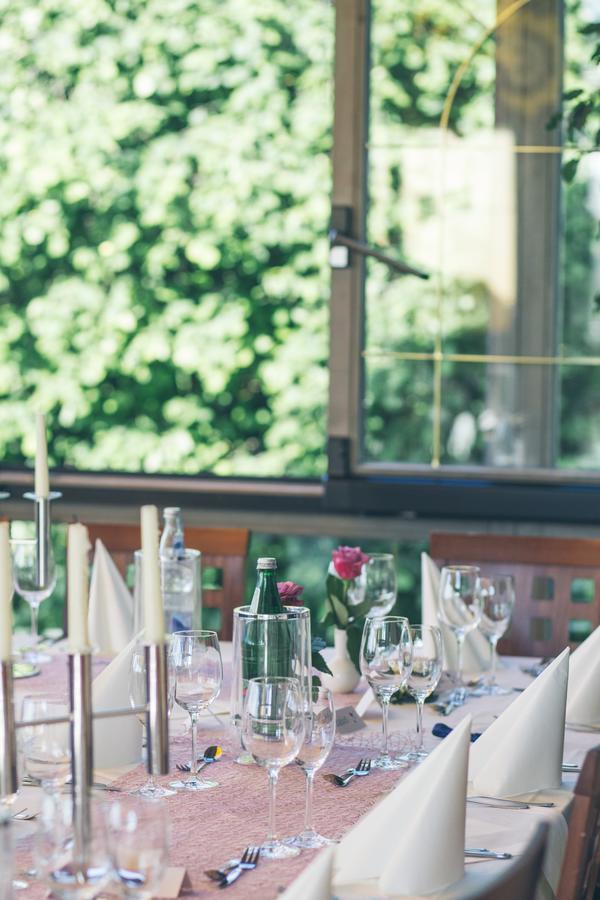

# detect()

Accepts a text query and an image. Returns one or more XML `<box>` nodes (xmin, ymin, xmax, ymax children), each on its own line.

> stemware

<box><xmin>129</xmin><ymin>645</ymin><xmax>176</xmax><ymax>799</ymax></box>
<box><xmin>21</xmin><ymin>694</ymin><xmax>70</xmax><ymax>792</ymax></box>
<box><xmin>438</xmin><ymin>566</ymin><xmax>482</xmax><ymax>698</ymax></box>
<box><xmin>476</xmin><ymin>574</ymin><xmax>515</xmax><ymax>695</ymax></box>
<box><xmin>359</xmin><ymin>616</ymin><xmax>413</xmax><ymax>770</ymax></box>
<box><xmin>242</xmin><ymin>676</ymin><xmax>305</xmax><ymax>860</ymax></box>
<box><xmin>401</xmin><ymin>625</ymin><xmax>443</xmax><ymax>762</ymax></box>
<box><xmin>287</xmin><ymin>686</ymin><xmax>336</xmax><ymax>849</ymax></box>
<box><xmin>169</xmin><ymin>630</ymin><xmax>223</xmax><ymax>791</ymax></box>
<box><xmin>106</xmin><ymin>797</ymin><xmax>169</xmax><ymax>899</ymax></box>
<box><xmin>357</xmin><ymin>554</ymin><xmax>398</xmax><ymax>618</ymax></box>
<box><xmin>12</xmin><ymin>538</ymin><xmax>57</xmax><ymax>664</ymax></box>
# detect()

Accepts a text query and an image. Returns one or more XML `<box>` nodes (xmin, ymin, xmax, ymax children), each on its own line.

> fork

<box><xmin>325</xmin><ymin>757</ymin><xmax>372</xmax><ymax>787</ymax></box>
<box><xmin>218</xmin><ymin>846</ymin><xmax>260</xmax><ymax>887</ymax></box>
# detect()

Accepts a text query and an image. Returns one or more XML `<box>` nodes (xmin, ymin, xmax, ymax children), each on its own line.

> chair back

<box><xmin>474</xmin><ymin>822</ymin><xmax>549</xmax><ymax>900</ymax></box>
<box><xmin>84</xmin><ymin>522</ymin><xmax>249</xmax><ymax>640</ymax></box>
<box><xmin>430</xmin><ymin>532</ymin><xmax>600</xmax><ymax>656</ymax></box>
<box><xmin>557</xmin><ymin>745</ymin><xmax>600</xmax><ymax>900</ymax></box>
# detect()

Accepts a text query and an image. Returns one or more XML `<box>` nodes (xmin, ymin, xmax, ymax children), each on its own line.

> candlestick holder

<box><xmin>22</xmin><ymin>491</ymin><xmax>61</xmax><ymax>591</ymax></box>
<box><xmin>0</xmin><ymin>661</ymin><xmax>18</xmax><ymax>801</ymax></box>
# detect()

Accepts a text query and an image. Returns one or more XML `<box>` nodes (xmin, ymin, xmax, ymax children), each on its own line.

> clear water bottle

<box><xmin>159</xmin><ymin>508</ymin><xmax>186</xmax><ymax>560</ymax></box>
<box><xmin>159</xmin><ymin>508</ymin><xmax>194</xmax><ymax>627</ymax></box>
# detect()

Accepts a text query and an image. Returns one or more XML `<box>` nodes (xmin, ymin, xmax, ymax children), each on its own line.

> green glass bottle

<box><xmin>242</xmin><ymin>557</ymin><xmax>292</xmax><ymax>682</ymax></box>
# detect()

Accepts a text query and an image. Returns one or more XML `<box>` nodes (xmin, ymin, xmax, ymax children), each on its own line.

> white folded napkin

<box><xmin>422</xmin><ymin>552</ymin><xmax>492</xmax><ymax>675</ymax></box>
<box><xmin>88</xmin><ymin>539</ymin><xmax>134</xmax><ymax>655</ymax></box>
<box><xmin>469</xmin><ymin>647</ymin><xmax>569</xmax><ymax>798</ymax></box>
<box><xmin>335</xmin><ymin>715</ymin><xmax>472</xmax><ymax>896</ymax></box>
<box><xmin>280</xmin><ymin>846</ymin><xmax>334</xmax><ymax>900</ymax></box>
<box><xmin>566</xmin><ymin>624</ymin><xmax>600</xmax><ymax>727</ymax></box>
<box><xmin>92</xmin><ymin>634</ymin><xmax>143</xmax><ymax>769</ymax></box>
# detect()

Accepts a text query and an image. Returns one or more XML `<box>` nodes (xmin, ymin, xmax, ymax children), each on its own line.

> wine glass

<box><xmin>105</xmin><ymin>797</ymin><xmax>169</xmax><ymax>899</ymax></box>
<box><xmin>34</xmin><ymin>794</ymin><xmax>112</xmax><ymax>899</ymax></box>
<box><xmin>169</xmin><ymin>630</ymin><xmax>223</xmax><ymax>791</ymax></box>
<box><xmin>359</xmin><ymin>616</ymin><xmax>413</xmax><ymax>770</ymax></box>
<box><xmin>129</xmin><ymin>645</ymin><xmax>176</xmax><ymax>799</ymax></box>
<box><xmin>12</xmin><ymin>538</ymin><xmax>57</xmax><ymax>664</ymax></box>
<box><xmin>286</xmin><ymin>686</ymin><xmax>336</xmax><ymax>849</ymax></box>
<box><xmin>438</xmin><ymin>566</ymin><xmax>482</xmax><ymax>700</ymax></box>
<box><xmin>401</xmin><ymin>625</ymin><xmax>443</xmax><ymax>762</ymax></box>
<box><xmin>242</xmin><ymin>676</ymin><xmax>305</xmax><ymax>860</ymax></box>
<box><xmin>476</xmin><ymin>574</ymin><xmax>515</xmax><ymax>695</ymax></box>
<box><xmin>21</xmin><ymin>694</ymin><xmax>70</xmax><ymax>792</ymax></box>
<box><xmin>362</xmin><ymin>554</ymin><xmax>398</xmax><ymax>617</ymax></box>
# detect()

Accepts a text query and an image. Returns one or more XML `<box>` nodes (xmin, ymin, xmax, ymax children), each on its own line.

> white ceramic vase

<box><xmin>322</xmin><ymin>628</ymin><xmax>361</xmax><ymax>694</ymax></box>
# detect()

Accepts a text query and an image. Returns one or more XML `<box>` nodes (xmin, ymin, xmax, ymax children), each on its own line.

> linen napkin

<box><xmin>566</xmin><ymin>624</ymin><xmax>600</xmax><ymax>727</ymax></box>
<box><xmin>422</xmin><ymin>552</ymin><xmax>492</xmax><ymax>675</ymax></box>
<box><xmin>280</xmin><ymin>846</ymin><xmax>335</xmax><ymax>900</ymax></box>
<box><xmin>88</xmin><ymin>539</ymin><xmax>134</xmax><ymax>655</ymax></box>
<box><xmin>469</xmin><ymin>647</ymin><xmax>570</xmax><ymax>798</ymax></box>
<box><xmin>335</xmin><ymin>715</ymin><xmax>472</xmax><ymax>896</ymax></box>
<box><xmin>92</xmin><ymin>633</ymin><xmax>143</xmax><ymax>769</ymax></box>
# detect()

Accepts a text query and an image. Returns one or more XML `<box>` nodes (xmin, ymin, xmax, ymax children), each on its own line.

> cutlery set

<box><xmin>176</xmin><ymin>744</ymin><xmax>222</xmax><ymax>774</ymax></box>
<box><xmin>205</xmin><ymin>846</ymin><xmax>260</xmax><ymax>888</ymax></box>
<box><xmin>324</xmin><ymin>758</ymin><xmax>372</xmax><ymax>787</ymax></box>
<box><xmin>468</xmin><ymin>795</ymin><xmax>555</xmax><ymax>810</ymax></box>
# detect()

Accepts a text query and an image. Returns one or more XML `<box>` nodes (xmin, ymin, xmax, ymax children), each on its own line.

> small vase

<box><xmin>322</xmin><ymin>628</ymin><xmax>361</xmax><ymax>694</ymax></box>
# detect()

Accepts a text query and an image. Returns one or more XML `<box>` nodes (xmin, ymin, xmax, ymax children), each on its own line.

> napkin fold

<box><xmin>92</xmin><ymin>633</ymin><xmax>143</xmax><ymax>769</ymax></box>
<box><xmin>469</xmin><ymin>647</ymin><xmax>569</xmax><ymax>798</ymax></box>
<box><xmin>88</xmin><ymin>539</ymin><xmax>134</xmax><ymax>655</ymax></box>
<box><xmin>280</xmin><ymin>846</ymin><xmax>334</xmax><ymax>900</ymax></box>
<box><xmin>422</xmin><ymin>552</ymin><xmax>492</xmax><ymax>675</ymax></box>
<box><xmin>335</xmin><ymin>715</ymin><xmax>472</xmax><ymax>896</ymax></box>
<box><xmin>566</xmin><ymin>624</ymin><xmax>600</xmax><ymax>727</ymax></box>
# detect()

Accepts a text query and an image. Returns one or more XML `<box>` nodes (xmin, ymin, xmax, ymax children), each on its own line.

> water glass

<box><xmin>242</xmin><ymin>677</ymin><xmax>305</xmax><ymax>860</ymax></box>
<box><xmin>129</xmin><ymin>646</ymin><xmax>175</xmax><ymax>799</ymax></box>
<box><xmin>477</xmin><ymin>574</ymin><xmax>515</xmax><ymax>695</ymax></box>
<box><xmin>170</xmin><ymin>630</ymin><xmax>223</xmax><ymax>791</ymax></box>
<box><xmin>438</xmin><ymin>566</ymin><xmax>482</xmax><ymax>695</ymax></box>
<box><xmin>105</xmin><ymin>797</ymin><xmax>169</xmax><ymax>899</ymax></box>
<box><xmin>402</xmin><ymin>625</ymin><xmax>443</xmax><ymax>761</ymax></box>
<box><xmin>21</xmin><ymin>694</ymin><xmax>70</xmax><ymax>792</ymax></box>
<box><xmin>287</xmin><ymin>686</ymin><xmax>336</xmax><ymax>849</ymax></box>
<box><xmin>12</xmin><ymin>538</ymin><xmax>57</xmax><ymax>664</ymax></box>
<box><xmin>350</xmin><ymin>554</ymin><xmax>397</xmax><ymax>617</ymax></box>
<box><xmin>360</xmin><ymin>616</ymin><xmax>413</xmax><ymax>770</ymax></box>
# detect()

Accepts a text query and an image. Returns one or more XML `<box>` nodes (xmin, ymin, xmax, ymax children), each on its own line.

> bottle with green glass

<box><xmin>242</xmin><ymin>557</ymin><xmax>292</xmax><ymax>682</ymax></box>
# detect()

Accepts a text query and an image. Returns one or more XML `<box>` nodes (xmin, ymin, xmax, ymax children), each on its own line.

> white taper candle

<box><xmin>67</xmin><ymin>523</ymin><xmax>90</xmax><ymax>653</ymax></box>
<box><xmin>35</xmin><ymin>413</ymin><xmax>50</xmax><ymax>498</ymax></box>
<box><xmin>0</xmin><ymin>523</ymin><xmax>13</xmax><ymax>661</ymax></box>
<box><xmin>141</xmin><ymin>505</ymin><xmax>164</xmax><ymax>644</ymax></box>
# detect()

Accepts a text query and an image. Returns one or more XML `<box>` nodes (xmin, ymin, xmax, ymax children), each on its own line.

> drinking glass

<box><xmin>350</xmin><ymin>554</ymin><xmax>397</xmax><ymax>618</ymax></box>
<box><xmin>21</xmin><ymin>694</ymin><xmax>70</xmax><ymax>792</ymax></box>
<box><xmin>34</xmin><ymin>794</ymin><xmax>111</xmax><ymax>899</ymax></box>
<box><xmin>287</xmin><ymin>686</ymin><xmax>336</xmax><ymax>849</ymax></box>
<box><xmin>402</xmin><ymin>625</ymin><xmax>443</xmax><ymax>762</ymax></box>
<box><xmin>359</xmin><ymin>616</ymin><xmax>413</xmax><ymax>770</ymax></box>
<box><xmin>12</xmin><ymin>538</ymin><xmax>57</xmax><ymax>664</ymax></box>
<box><xmin>438</xmin><ymin>566</ymin><xmax>482</xmax><ymax>697</ymax></box>
<box><xmin>169</xmin><ymin>630</ymin><xmax>223</xmax><ymax>791</ymax></box>
<box><xmin>106</xmin><ymin>797</ymin><xmax>169</xmax><ymax>899</ymax></box>
<box><xmin>242</xmin><ymin>676</ymin><xmax>305</xmax><ymax>860</ymax></box>
<box><xmin>129</xmin><ymin>645</ymin><xmax>176</xmax><ymax>799</ymax></box>
<box><xmin>476</xmin><ymin>574</ymin><xmax>515</xmax><ymax>695</ymax></box>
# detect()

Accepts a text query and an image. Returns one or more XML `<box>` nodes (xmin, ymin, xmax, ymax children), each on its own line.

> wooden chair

<box><xmin>557</xmin><ymin>746</ymin><xmax>600</xmax><ymax>900</ymax></box>
<box><xmin>430</xmin><ymin>532</ymin><xmax>600</xmax><ymax>657</ymax></box>
<box><xmin>472</xmin><ymin>822</ymin><xmax>549</xmax><ymax>900</ymax></box>
<box><xmin>84</xmin><ymin>523</ymin><xmax>249</xmax><ymax>641</ymax></box>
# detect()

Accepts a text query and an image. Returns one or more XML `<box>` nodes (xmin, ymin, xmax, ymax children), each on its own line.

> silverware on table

<box><xmin>562</xmin><ymin>763</ymin><xmax>581</xmax><ymax>773</ymax></box>
<box><xmin>218</xmin><ymin>846</ymin><xmax>260</xmax><ymax>887</ymax></box>
<box><xmin>324</xmin><ymin>757</ymin><xmax>372</xmax><ymax>787</ymax></box>
<box><xmin>465</xmin><ymin>848</ymin><xmax>512</xmax><ymax>860</ymax></box>
<box><xmin>176</xmin><ymin>744</ymin><xmax>222</xmax><ymax>774</ymax></box>
<box><xmin>468</xmin><ymin>795</ymin><xmax>555</xmax><ymax>810</ymax></box>
<box><xmin>521</xmin><ymin>657</ymin><xmax>554</xmax><ymax>678</ymax></box>
<box><xmin>205</xmin><ymin>860</ymin><xmax>242</xmax><ymax>882</ymax></box>
<box><xmin>12</xmin><ymin>808</ymin><xmax>37</xmax><ymax>821</ymax></box>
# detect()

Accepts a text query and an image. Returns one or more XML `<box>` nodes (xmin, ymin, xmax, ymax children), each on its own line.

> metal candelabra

<box><xmin>22</xmin><ymin>490</ymin><xmax>62</xmax><ymax>591</ymax></box>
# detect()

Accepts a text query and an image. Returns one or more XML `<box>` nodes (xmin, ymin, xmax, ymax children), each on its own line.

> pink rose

<box><xmin>277</xmin><ymin>581</ymin><xmax>304</xmax><ymax>605</ymax></box>
<box><xmin>332</xmin><ymin>546</ymin><xmax>370</xmax><ymax>581</ymax></box>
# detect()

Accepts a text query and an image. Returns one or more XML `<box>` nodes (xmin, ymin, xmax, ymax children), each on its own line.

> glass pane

<box><xmin>363</xmin><ymin>358</ymin><xmax>433</xmax><ymax>464</ymax></box>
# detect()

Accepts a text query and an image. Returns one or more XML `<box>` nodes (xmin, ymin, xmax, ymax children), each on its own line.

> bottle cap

<box><xmin>163</xmin><ymin>507</ymin><xmax>181</xmax><ymax>517</ymax></box>
<box><xmin>256</xmin><ymin>557</ymin><xmax>277</xmax><ymax>569</ymax></box>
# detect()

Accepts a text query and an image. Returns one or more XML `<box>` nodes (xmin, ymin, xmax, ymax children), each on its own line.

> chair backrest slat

<box><xmin>473</xmin><ymin>822</ymin><xmax>549</xmax><ymax>900</ymax></box>
<box><xmin>557</xmin><ymin>746</ymin><xmax>600</xmax><ymax>900</ymax></box>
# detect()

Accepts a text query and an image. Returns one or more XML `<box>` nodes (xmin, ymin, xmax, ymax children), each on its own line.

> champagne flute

<box><xmin>286</xmin><ymin>686</ymin><xmax>336</xmax><ymax>849</ymax></box>
<box><xmin>12</xmin><ymin>538</ymin><xmax>56</xmax><ymax>664</ymax></box>
<box><xmin>242</xmin><ymin>676</ymin><xmax>305</xmax><ymax>860</ymax></box>
<box><xmin>401</xmin><ymin>625</ymin><xmax>443</xmax><ymax>762</ymax></box>
<box><xmin>476</xmin><ymin>574</ymin><xmax>515</xmax><ymax>695</ymax></box>
<box><xmin>106</xmin><ymin>797</ymin><xmax>169</xmax><ymax>899</ymax></box>
<box><xmin>169</xmin><ymin>630</ymin><xmax>223</xmax><ymax>791</ymax></box>
<box><xmin>438</xmin><ymin>566</ymin><xmax>482</xmax><ymax>700</ymax></box>
<box><xmin>129</xmin><ymin>645</ymin><xmax>176</xmax><ymax>799</ymax></box>
<box><xmin>360</xmin><ymin>616</ymin><xmax>413</xmax><ymax>770</ymax></box>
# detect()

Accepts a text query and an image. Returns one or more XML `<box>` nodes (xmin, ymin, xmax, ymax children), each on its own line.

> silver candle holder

<box><xmin>22</xmin><ymin>491</ymin><xmax>62</xmax><ymax>590</ymax></box>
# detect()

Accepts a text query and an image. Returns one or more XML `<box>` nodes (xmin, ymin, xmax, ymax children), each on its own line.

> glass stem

<box><xmin>304</xmin><ymin>770</ymin><xmax>315</xmax><ymax>833</ymax></box>
<box><xmin>489</xmin><ymin>636</ymin><xmax>499</xmax><ymax>688</ymax></box>
<box><xmin>30</xmin><ymin>604</ymin><xmax>39</xmax><ymax>645</ymax></box>
<box><xmin>381</xmin><ymin>695</ymin><xmax>390</xmax><ymax>757</ymax></box>
<box><xmin>455</xmin><ymin>632</ymin><xmax>465</xmax><ymax>686</ymax></box>
<box><xmin>416</xmin><ymin>698</ymin><xmax>424</xmax><ymax>754</ymax></box>
<box><xmin>267</xmin><ymin>769</ymin><xmax>278</xmax><ymax>843</ymax></box>
<box><xmin>190</xmin><ymin>713</ymin><xmax>198</xmax><ymax>778</ymax></box>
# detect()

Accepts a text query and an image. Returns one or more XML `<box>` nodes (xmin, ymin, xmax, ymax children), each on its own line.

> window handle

<box><xmin>329</xmin><ymin>228</ymin><xmax>430</xmax><ymax>280</ymax></box>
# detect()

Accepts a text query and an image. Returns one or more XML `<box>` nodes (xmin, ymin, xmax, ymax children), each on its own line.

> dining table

<box><xmin>7</xmin><ymin>642</ymin><xmax>598</xmax><ymax>899</ymax></box>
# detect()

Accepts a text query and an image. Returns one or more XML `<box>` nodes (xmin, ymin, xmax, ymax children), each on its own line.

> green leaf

<box><xmin>320</xmin><ymin>610</ymin><xmax>336</xmax><ymax>628</ymax></box>
<box><xmin>311</xmin><ymin>649</ymin><xmax>333</xmax><ymax>676</ymax></box>
<box><xmin>345</xmin><ymin>623</ymin><xmax>364</xmax><ymax>676</ymax></box>
<box><xmin>326</xmin><ymin>573</ymin><xmax>346</xmax><ymax>603</ymax></box>
<box><xmin>580</xmin><ymin>22</ymin><xmax>600</xmax><ymax>35</ymax></box>
<box><xmin>328</xmin><ymin>594</ymin><xmax>349</xmax><ymax>627</ymax></box>
<box><xmin>562</xmin><ymin>158</ymin><xmax>579</xmax><ymax>184</ymax></box>
<box><xmin>562</xmin><ymin>89</ymin><xmax>583</xmax><ymax>102</ymax></box>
